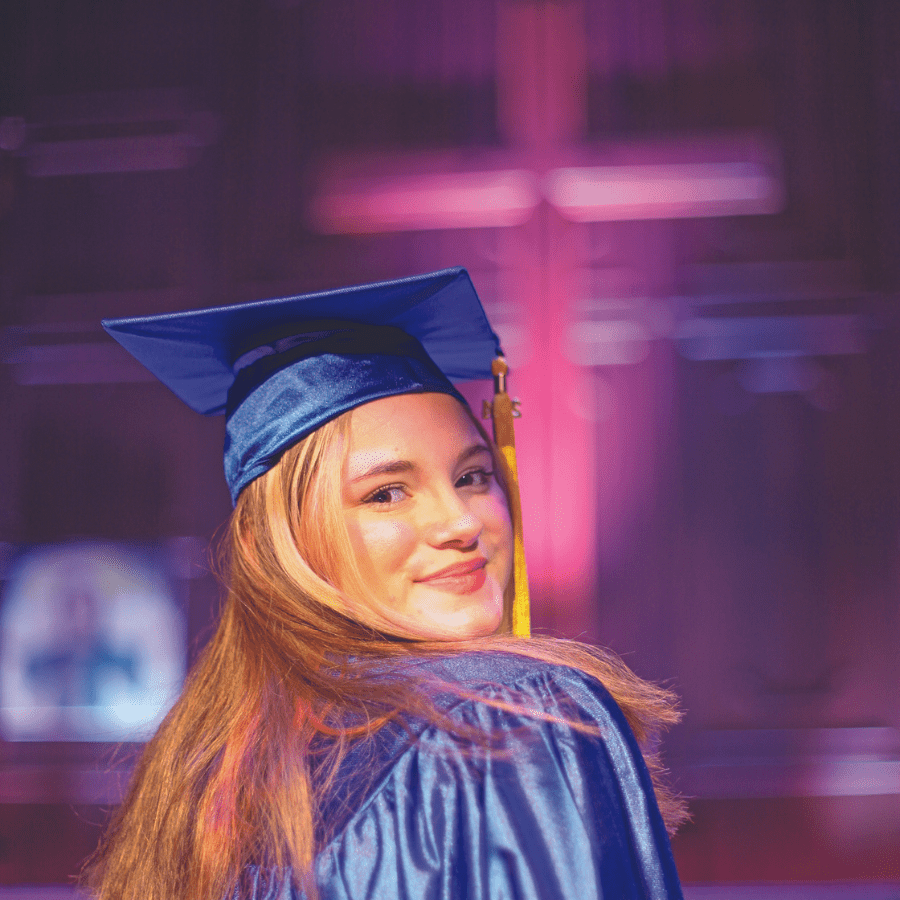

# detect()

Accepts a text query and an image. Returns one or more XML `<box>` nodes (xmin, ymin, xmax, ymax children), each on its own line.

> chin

<box><xmin>421</xmin><ymin>620</ymin><xmax>500</xmax><ymax>642</ymax></box>
<box><xmin>395</xmin><ymin>585</ymin><xmax>505</xmax><ymax>642</ymax></box>
<box><xmin>422</xmin><ymin>589</ymin><xmax>505</xmax><ymax>641</ymax></box>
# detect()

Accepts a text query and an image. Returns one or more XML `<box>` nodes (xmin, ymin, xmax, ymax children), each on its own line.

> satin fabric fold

<box><xmin>236</xmin><ymin>653</ymin><xmax>683</xmax><ymax>900</ymax></box>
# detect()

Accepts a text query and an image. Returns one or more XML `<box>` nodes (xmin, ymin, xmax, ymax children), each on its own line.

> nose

<box><xmin>424</xmin><ymin>487</ymin><xmax>483</xmax><ymax>548</ymax></box>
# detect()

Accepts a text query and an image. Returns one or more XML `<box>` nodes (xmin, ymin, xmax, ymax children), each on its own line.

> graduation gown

<box><xmin>241</xmin><ymin>652</ymin><xmax>684</xmax><ymax>900</ymax></box>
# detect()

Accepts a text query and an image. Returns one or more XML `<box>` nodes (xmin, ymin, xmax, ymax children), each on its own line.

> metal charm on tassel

<box><xmin>489</xmin><ymin>356</ymin><xmax>530</xmax><ymax>638</ymax></box>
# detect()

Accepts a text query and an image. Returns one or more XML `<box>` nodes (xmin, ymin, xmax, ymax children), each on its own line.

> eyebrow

<box><xmin>346</xmin><ymin>442</ymin><xmax>493</xmax><ymax>485</ymax></box>
<box><xmin>459</xmin><ymin>442</ymin><xmax>493</xmax><ymax>464</ymax></box>
<box><xmin>347</xmin><ymin>459</ymin><xmax>415</xmax><ymax>485</ymax></box>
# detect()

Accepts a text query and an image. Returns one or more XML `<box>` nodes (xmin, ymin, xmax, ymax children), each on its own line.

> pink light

<box><xmin>544</xmin><ymin>162</ymin><xmax>782</xmax><ymax>221</ymax></box>
<box><xmin>310</xmin><ymin>170</ymin><xmax>540</xmax><ymax>233</ymax></box>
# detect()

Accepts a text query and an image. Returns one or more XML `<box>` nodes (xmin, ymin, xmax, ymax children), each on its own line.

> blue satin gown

<box><xmin>240</xmin><ymin>652</ymin><xmax>684</xmax><ymax>900</ymax></box>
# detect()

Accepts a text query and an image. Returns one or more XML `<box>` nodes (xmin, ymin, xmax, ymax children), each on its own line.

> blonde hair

<box><xmin>84</xmin><ymin>401</ymin><xmax>685</xmax><ymax>900</ymax></box>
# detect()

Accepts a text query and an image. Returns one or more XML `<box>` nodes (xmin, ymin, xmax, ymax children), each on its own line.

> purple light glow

<box><xmin>5</xmin><ymin>343</ymin><xmax>157</xmax><ymax>385</ymax></box>
<box><xmin>27</xmin><ymin>135</ymin><xmax>196</xmax><ymax>177</ymax></box>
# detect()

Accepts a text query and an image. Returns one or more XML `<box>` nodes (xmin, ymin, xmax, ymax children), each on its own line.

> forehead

<box><xmin>345</xmin><ymin>393</ymin><xmax>482</xmax><ymax>461</ymax></box>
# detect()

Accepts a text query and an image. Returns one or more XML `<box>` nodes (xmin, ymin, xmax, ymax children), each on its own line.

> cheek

<box><xmin>485</xmin><ymin>493</ymin><xmax>513</xmax><ymax>543</ymax></box>
<box><xmin>346</xmin><ymin>516</ymin><xmax>415</xmax><ymax>578</ymax></box>
<box><xmin>479</xmin><ymin>493</ymin><xmax>514</xmax><ymax>573</ymax></box>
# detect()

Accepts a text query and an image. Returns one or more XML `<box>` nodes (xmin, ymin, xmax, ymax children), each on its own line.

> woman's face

<box><xmin>341</xmin><ymin>393</ymin><xmax>513</xmax><ymax>640</ymax></box>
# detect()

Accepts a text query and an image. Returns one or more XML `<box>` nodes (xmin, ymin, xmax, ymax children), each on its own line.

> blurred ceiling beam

<box><xmin>1</xmin><ymin>89</ymin><xmax>220</xmax><ymax>177</ymax></box>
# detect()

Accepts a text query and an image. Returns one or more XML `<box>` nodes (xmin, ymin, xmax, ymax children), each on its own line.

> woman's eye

<box><xmin>456</xmin><ymin>468</ymin><xmax>493</xmax><ymax>489</ymax></box>
<box><xmin>366</xmin><ymin>485</ymin><xmax>406</xmax><ymax>504</ymax></box>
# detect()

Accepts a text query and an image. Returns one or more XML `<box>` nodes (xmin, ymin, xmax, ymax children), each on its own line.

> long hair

<box><xmin>83</xmin><ymin>403</ymin><xmax>685</xmax><ymax>900</ymax></box>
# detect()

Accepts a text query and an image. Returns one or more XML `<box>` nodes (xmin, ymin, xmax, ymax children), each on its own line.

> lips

<box><xmin>417</xmin><ymin>558</ymin><xmax>488</xmax><ymax>594</ymax></box>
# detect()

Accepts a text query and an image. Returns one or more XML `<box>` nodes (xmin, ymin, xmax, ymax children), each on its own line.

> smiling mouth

<box><xmin>417</xmin><ymin>558</ymin><xmax>488</xmax><ymax>593</ymax></box>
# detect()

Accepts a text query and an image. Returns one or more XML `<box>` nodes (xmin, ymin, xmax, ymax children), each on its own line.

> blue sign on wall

<box><xmin>0</xmin><ymin>542</ymin><xmax>186</xmax><ymax>741</ymax></box>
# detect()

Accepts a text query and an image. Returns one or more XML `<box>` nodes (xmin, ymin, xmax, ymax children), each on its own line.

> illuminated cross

<box><xmin>308</xmin><ymin>0</ymin><xmax>781</xmax><ymax>637</ymax></box>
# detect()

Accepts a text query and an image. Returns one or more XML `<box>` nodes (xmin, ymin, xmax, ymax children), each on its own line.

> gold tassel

<box><xmin>490</xmin><ymin>356</ymin><xmax>530</xmax><ymax>638</ymax></box>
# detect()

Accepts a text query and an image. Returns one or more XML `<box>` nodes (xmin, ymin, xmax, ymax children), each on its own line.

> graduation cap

<box><xmin>103</xmin><ymin>266</ymin><xmax>530</xmax><ymax>636</ymax></box>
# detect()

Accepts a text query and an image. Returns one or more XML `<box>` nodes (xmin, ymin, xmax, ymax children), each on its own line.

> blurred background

<box><xmin>0</xmin><ymin>0</ymin><xmax>898</xmax><ymax>896</ymax></box>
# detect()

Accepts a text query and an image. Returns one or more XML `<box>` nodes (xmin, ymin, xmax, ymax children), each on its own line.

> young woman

<box><xmin>88</xmin><ymin>268</ymin><xmax>685</xmax><ymax>900</ymax></box>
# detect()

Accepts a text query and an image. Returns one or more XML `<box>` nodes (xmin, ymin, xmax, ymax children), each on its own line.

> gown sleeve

<box><xmin>313</xmin><ymin>664</ymin><xmax>683</xmax><ymax>900</ymax></box>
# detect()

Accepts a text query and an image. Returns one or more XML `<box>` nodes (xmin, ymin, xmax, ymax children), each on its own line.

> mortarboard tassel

<box><xmin>490</xmin><ymin>356</ymin><xmax>530</xmax><ymax>637</ymax></box>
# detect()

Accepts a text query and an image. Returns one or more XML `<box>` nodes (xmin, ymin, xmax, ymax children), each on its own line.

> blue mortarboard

<box><xmin>103</xmin><ymin>267</ymin><xmax>502</xmax><ymax>503</ymax></box>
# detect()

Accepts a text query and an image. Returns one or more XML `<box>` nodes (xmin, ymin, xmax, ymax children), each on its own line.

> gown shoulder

<box><xmin>293</xmin><ymin>650</ymin><xmax>684</xmax><ymax>900</ymax></box>
<box><xmin>236</xmin><ymin>651</ymin><xmax>682</xmax><ymax>899</ymax></box>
